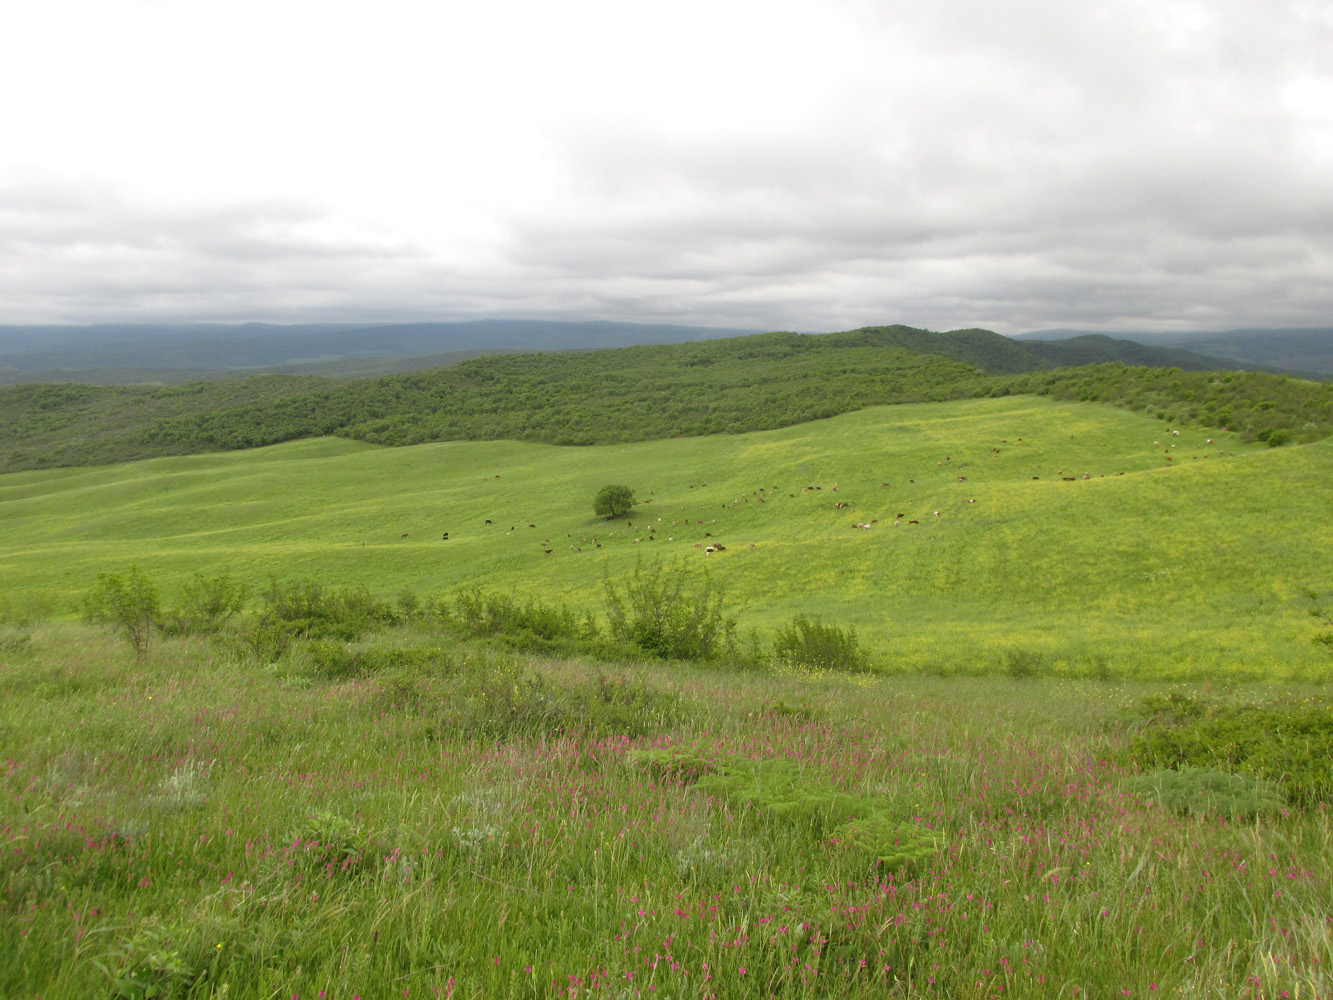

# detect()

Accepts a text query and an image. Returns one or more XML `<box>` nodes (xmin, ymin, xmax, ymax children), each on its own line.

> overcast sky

<box><xmin>2</xmin><ymin>0</ymin><xmax>1331</xmax><ymax>334</ymax></box>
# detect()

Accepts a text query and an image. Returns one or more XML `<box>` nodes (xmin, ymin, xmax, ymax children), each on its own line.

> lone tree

<box><xmin>593</xmin><ymin>483</ymin><xmax>635</xmax><ymax>519</ymax></box>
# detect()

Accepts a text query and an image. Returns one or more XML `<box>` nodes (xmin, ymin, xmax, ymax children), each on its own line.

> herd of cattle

<box><xmin>413</xmin><ymin>431</ymin><xmax>1231</xmax><ymax>555</ymax></box>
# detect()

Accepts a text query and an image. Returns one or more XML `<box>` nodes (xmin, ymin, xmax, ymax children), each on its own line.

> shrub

<box><xmin>452</xmin><ymin>586</ymin><xmax>597</xmax><ymax>642</ymax></box>
<box><xmin>773</xmin><ymin>614</ymin><xmax>869</xmax><ymax>673</ymax></box>
<box><xmin>1003</xmin><ymin>647</ymin><xmax>1045</xmax><ymax>680</ymax></box>
<box><xmin>603</xmin><ymin>558</ymin><xmax>737</xmax><ymax>660</ymax></box>
<box><xmin>1121</xmin><ymin>767</ymin><xmax>1287</xmax><ymax>819</ymax></box>
<box><xmin>304</xmin><ymin>642</ymin><xmax>448</xmax><ymax>681</ymax></box>
<box><xmin>83</xmin><ymin>565</ymin><xmax>161</xmax><ymax>664</ymax></box>
<box><xmin>1124</xmin><ymin>697</ymin><xmax>1333</xmax><ymax>804</ymax></box>
<box><xmin>593</xmin><ymin>483</ymin><xmax>635</xmax><ymax>519</ymax></box>
<box><xmin>162</xmin><ymin>568</ymin><xmax>250</xmax><ymax>636</ymax></box>
<box><xmin>257</xmin><ymin>577</ymin><xmax>394</xmax><ymax>642</ymax></box>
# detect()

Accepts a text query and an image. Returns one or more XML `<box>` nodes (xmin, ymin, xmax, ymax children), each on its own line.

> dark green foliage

<box><xmin>3</xmin><ymin>327</ymin><xmax>1329</xmax><ymax>472</ymax></box>
<box><xmin>1003</xmin><ymin>647</ymin><xmax>1046</xmax><ymax>680</ymax></box>
<box><xmin>994</xmin><ymin>364</ymin><xmax>1333</xmax><ymax>445</ymax></box>
<box><xmin>162</xmin><ymin>568</ymin><xmax>250</xmax><ymax>636</ymax></box>
<box><xmin>304</xmin><ymin>642</ymin><xmax>447</xmax><ymax>681</ymax></box>
<box><xmin>1123</xmin><ymin>696</ymin><xmax>1333</xmax><ymax>804</ymax></box>
<box><xmin>83</xmin><ymin>565</ymin><xmax>161</xmax><ymax>663</ymax></box>
<box><xmin>603</xmin><ymin>558</ymin><xmax>737</xmax><ymax>660</ymax></box>
<box><xmin>452</xmin><ymin>586</ymin><xmax>599</xmax><ymax>643</ymax></box>
<box><xmin>1121</xmin><ymin>767</ymin><xmax>1287</xmax><ymax>819</ymax></box>
<box><xmin>593</xmin><ymin>483</ymin><xmax>635</xmax><ymax>519</ymax></box>
<box><xmin>257</xmin><ymin>577</ymin><xmax>395</xmax><ymax>642</ymax></box>
<box><xmin>773</xmin><ymin>614</ymin><xmax>870</xmax><ymax>673</ymax></box>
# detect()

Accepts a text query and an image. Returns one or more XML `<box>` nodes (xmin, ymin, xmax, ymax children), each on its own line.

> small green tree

<box><xmin>84</xmin><ymin>564</ymin><xmax>161</xmax><ymax>663</ymax></box>
<box><xmin>603</xmin><ymin>558</ymin><xmax>736</xmax><ymax>660</ymax></box>
<box><xmin>593</xmin><ymin>483</ymin><xmax>635</xmax><ymax>519</ymax></box>
<box><xmin>163</xmin><ymin>568</ymin><xmax>250</xmax><ymax>635</ymax></box>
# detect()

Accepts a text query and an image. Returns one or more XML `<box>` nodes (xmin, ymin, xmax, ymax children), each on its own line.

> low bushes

<box><xmin>1122</xmin><ymin>693</ymin><xmax>1333</xmax><ymax>805</ymax></box>
<box><xmin>773</xmin><ymin>614</ymin><xmax>869</xmax><ymax>673</ymax></box>
<box><xmin>603</xmin><ymin>558</ymin><xmax>737</xmax><ymax>661</ymax></box>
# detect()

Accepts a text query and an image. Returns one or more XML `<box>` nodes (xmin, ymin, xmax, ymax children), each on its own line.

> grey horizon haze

<box><xmin>2</xmin><ymin>0</ymin><xmax>1331</xmax><ymax>336</ymax></box>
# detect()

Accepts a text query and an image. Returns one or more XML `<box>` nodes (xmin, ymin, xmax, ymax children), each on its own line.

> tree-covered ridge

<box><xmin>0</xmin><ymin>325</ymin><xmax>1329</xmax><ymax>473</ymax></box>
<box><xmin>1000</xmin><ymin>365</ymin><xmax>1333</xmax><ymax>447</ymax></box>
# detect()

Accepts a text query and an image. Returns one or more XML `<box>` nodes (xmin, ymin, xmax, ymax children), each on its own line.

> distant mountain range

<box><xmin>1014</xmin><ymin>327</ymin><xmax>1333</xmax><ymax>377</ymax></box>
<box><xmin>0</xmin><ymin>319</ymin><xmax>1329</xmax><ymax>386</ymax></box>
<box><xmin>0</xmin><ymin>320</ymin><xmax>761</xmax><ymax>384</ymax></box>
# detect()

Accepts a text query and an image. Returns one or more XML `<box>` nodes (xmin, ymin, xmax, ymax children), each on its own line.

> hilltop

<box><xmin>2</xmin><ymin>324</ymin><xmax>1329</xmax><ymax>473</ymax></box>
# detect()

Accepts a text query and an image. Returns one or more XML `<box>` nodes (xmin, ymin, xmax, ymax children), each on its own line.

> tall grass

<box><xmin>2</xmin><ymin>626</ymin><xmax>1330</xmax><ymax>998</ymax></box>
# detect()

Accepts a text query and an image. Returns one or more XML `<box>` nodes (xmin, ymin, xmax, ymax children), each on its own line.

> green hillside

<box><xmin>4</xmin><ymin>396</ymin><xmax>1329</xmax><ymax>680</ymax></box>
<box><xmin>3</xmin><ymin>324</ymin><xmax>1331</xmax><ymax>473</ymax></box>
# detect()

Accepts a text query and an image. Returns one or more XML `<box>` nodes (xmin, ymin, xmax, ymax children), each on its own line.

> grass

<box><xmin>2</xmin><ymin>395</ymin><xmax>1331</xmax><ymax>680</ymax></box>
<box><xmin>1</xmin><ymin>627</ymin><xmax>1330</xmax><ymax>998</ymax></box>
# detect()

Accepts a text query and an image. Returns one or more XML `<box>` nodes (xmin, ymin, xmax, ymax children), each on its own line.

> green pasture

<box><xmin>3</xmin><ymin>395</ymin><xmax>1330</xmax><ymax>679</ymax></box>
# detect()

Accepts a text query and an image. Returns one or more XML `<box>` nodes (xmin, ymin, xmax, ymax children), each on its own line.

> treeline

<box><xmin>994</xmin><ymin>364</ymin><xmax>1333</xmax><ymax>447</ymax></box>
<box><xmin>2</xmin><ymin>326</ymin><xmax>1330</xmax><ymax>472</ymax></box>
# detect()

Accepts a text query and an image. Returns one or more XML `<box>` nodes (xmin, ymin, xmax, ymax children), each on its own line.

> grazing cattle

<box><xmin>528</xmin><ymin>524</ymin><xmax>536</xmax><ymax>528</ymax></box>
<box><xmin>933</xmin><ymin>511</ymin><xmax>940</xmax><ymax>517</ymax></box>
<box><xmin>705</xmin><ymin>546</ymin><xmax>715</xmax><ymax>554</ymax></box>
<box><xmin>957</xmin><ymin>476</ymin><xmax>966</xmax><ymax>482</ymax></box>
<box><xmin>908</xmin><ymin>519</ymin><xmax>919</xmax><ymax>524</ymax></box>
<box><xmin>968</xmin><ymin>499</ymin><xmax>976</xmax><ymax>504</ymax></box>
<box><xmin>544</xmin><ymin>549</ymin><xmax>552</xmax><ymax>554</ymax></box>
<box><xmin>441</xmin><ymin>532</ymin><xmax>450</xmax><ymax>540</ymax></box>
<box><xmin>1082</xmin><ymin>473</ymin><xmax>1090</xmax><ymax>480</ymax></box>
<box><xmin>714</xmin><ymin>544</ymin><xmax>726</xmax><ymax>551</ymax></box>
<box><xmin>1062</xmin><ymin>477</ymin><xmax>1075</xmax><ymax>481</ymax></box>
<box><xmin>1032</xmin><ymin>476</ymin><xmax>1040</xmax><ymax>480</ymax></box>
<box><xmin>485</xmin><ymin>519</ymin><xmax>492</xmax><ymax>524</ymax></box>
<box><xmin>401</xmin><ymin>533</ymin><xmax>409</xmax><ymax>538</ymax></box>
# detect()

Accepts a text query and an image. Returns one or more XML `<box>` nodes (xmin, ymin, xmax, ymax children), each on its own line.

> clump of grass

<box><xmin>1122</xmin><ymin>766</ymin><xmax>1287</xmax><ymax>819</ymax></box>
<box><xmin>435</xmin><ymin>657</ymin><xmax>690</xmax><ymax>741</ymax></box>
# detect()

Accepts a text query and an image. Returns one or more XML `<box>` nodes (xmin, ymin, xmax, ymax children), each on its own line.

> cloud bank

<box><xmin>2</xmin><ymin>0</ymin><xmax>1331</xmax><ymax>333</ymax></box>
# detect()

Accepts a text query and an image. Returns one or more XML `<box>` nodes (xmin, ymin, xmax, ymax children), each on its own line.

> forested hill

<box><xmin>1</xmin><ymin>325</ymin><xmax>1329</xmax><ymax>473</ymax></box>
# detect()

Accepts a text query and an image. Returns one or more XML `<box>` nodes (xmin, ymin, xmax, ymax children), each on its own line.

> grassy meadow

<box><xmin>3</xmin><ymin>393</ymin><xmax>1333</xmax><ymax>999</ymax></box>
<box><xmin>2</xmin><ymin>395</ymin><xmax>1331</xmax><ymax>679</ymax></box>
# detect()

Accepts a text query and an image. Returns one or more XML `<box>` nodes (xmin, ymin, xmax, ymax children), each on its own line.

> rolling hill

<box><xmin>3</xmin><ymin>324</ymin><xmax>1329</xmax><ymax>473</ymax></box>
<box><xmin>4</xmin><ymin>396</ymin><xmax>1330</xmax><ymax>680</ymax></box>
